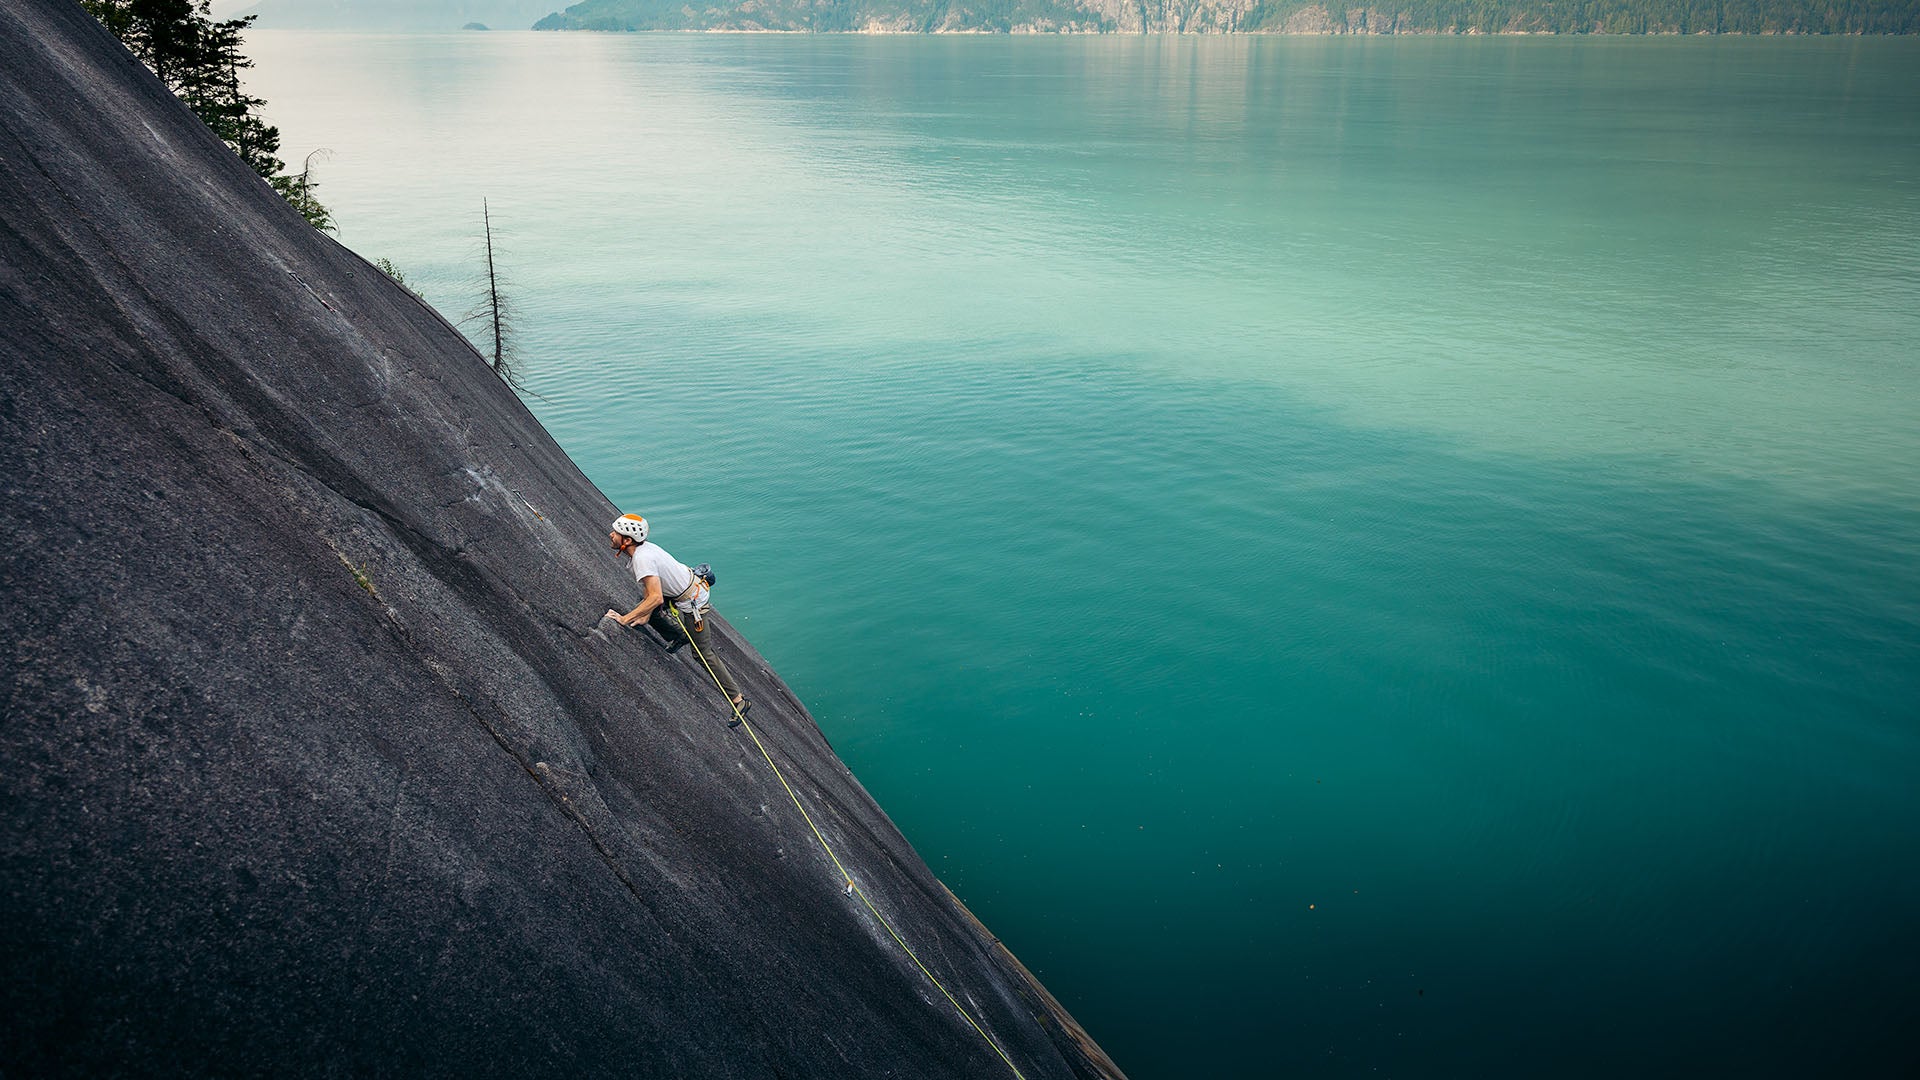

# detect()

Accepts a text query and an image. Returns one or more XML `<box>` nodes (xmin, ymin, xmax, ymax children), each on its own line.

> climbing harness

<box><xmin>667</xmin><ymin>562</ymin><xmax>716</xmax><ymax>607</ymax></box>
<box><xmin>669</xmin><ymin>609</ymin><xmax>1027</xmax><ymax>1080</ymax></box>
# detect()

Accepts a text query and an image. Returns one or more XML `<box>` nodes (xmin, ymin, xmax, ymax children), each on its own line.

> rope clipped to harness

<box><xmin>669</xmin><ymin>609</ymin><xmax>1027</xmax><ymax>1080</ymax></box>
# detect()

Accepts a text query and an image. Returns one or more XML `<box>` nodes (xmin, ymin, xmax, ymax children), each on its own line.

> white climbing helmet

<box><xmin>611</xmin><ymin>513</ymin><xmax>648</xmax><ymax>544</ymax></box>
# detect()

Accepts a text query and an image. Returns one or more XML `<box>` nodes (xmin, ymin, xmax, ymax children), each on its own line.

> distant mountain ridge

<box><xmin>236</xmin><ymin>0</ymin><xmax>564</xmax><ymax>30</ymax></box>
<box><xmin>533</xmin><ymin>0</ymin><xmax>1920</xmax><ymax>33</ymax></box>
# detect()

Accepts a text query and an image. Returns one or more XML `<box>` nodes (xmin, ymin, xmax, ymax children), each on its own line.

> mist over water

<box><xmin>247</xmin><ymin>33</ymin><xmax>1920</xmax><ymax>1077</ymax></box>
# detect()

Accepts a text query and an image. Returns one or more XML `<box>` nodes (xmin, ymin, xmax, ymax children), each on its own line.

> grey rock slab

<box><xmin>0</xmin><ymin>2</ymin><xmax>1125</xmax><ymax>1076</ymax></box>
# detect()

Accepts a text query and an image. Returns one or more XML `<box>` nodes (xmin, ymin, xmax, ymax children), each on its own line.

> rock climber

<box><xmin>604</xmin><ymin>513</ymin><xmax>748</xmax><ymax>716</ymax></box>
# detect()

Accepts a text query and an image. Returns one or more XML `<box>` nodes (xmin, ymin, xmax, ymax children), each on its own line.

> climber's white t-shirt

<box><xmin>629</xmin><ymin>542</ymin><xmax>698</xmax><ymax>609</ymax></box>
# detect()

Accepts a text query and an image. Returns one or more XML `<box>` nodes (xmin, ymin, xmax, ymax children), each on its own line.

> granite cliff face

<box><xmin>0</xmin><ymin>1</ymin><xmax>1121</xmax><ymax>1075</ymax></box>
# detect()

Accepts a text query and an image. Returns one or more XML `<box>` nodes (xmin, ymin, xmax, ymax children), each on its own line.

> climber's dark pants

<box><xmin>650</xmin><ymin>606</ymin><xmax>742</xmax><ymax>702</ymax></box>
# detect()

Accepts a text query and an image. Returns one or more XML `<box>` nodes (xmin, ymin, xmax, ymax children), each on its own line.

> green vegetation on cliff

<box><xmin>81</xmin><ymin>0</ymin><xmax>331</xmax><ymax>227</ymax></box>
<box><xmin>534</xmin><ymin>0</ymin><xmax>1920</xmax><ymax>33</ymax></box>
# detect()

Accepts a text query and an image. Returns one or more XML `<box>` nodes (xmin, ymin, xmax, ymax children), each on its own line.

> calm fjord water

<box><xmin>247</xmin><ymin>34</ymin><xmax>1919</xmax><ymax>1077</ymax></box>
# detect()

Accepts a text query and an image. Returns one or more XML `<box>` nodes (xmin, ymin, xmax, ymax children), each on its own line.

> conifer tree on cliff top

<box><xmin>81</xmin><ymin>0</ymin><xmax>332</xmax><ymax>232</ymax></box>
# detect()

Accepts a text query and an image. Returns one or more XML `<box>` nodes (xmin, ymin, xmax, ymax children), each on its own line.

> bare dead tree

<box><xmin>462</xmin><ymin>199</ymin><xmax>523</xmax><ymax>392</ymax></box>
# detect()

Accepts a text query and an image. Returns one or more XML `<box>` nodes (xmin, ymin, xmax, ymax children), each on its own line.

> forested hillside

<box><xmin>234</xmin><ymin>0</ymin><xmax>563</xmax><ymax>30</ymax></box>
<box><xmin>534</xmin><ymin>0</ymin><xmax>1920</xmax><ymax>33</ymax></box>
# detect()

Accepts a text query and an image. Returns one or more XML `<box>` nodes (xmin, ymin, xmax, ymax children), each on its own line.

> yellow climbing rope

<box><xmin>669</xmin><ymin>610</ymin><xmax>1027</xmax><ymax>1080</ymax></box>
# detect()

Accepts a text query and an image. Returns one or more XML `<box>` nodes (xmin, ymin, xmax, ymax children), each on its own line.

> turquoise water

<box><xmin>246</xmin><ymin>34</ymin><xmax>1920</xmax><ymax>1076</ymax></box>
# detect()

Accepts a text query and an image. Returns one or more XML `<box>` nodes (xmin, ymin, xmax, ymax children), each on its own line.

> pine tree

<box><xmin>80</xmin><ymin>0</ymin><xmax>331</xmax><ymax>231</ymax></box>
